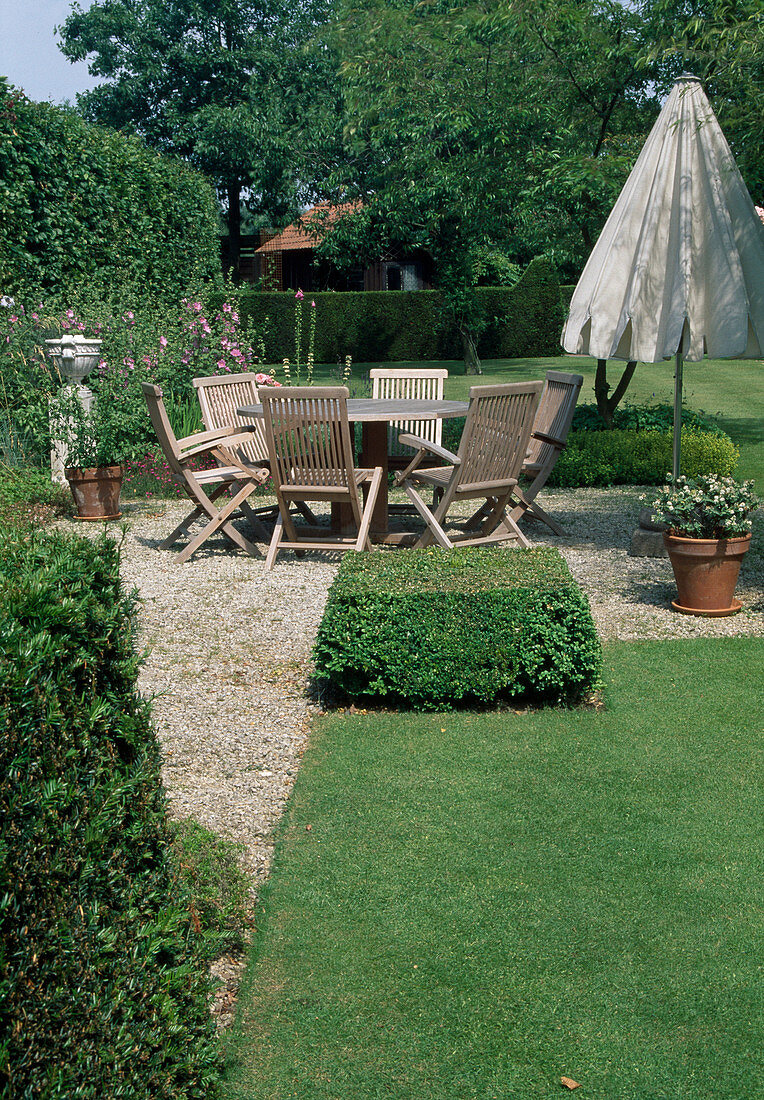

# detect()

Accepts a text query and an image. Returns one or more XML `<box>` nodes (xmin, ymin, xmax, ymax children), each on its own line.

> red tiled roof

<box><xmin>255</xmin><ymin>202</ymin><xmax>360</xmax><ymax>253</ymax></box>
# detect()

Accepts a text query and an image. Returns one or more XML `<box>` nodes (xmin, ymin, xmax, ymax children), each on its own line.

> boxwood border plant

<box><xmin>0</xmin><ymin>530</ymin><xmax>222</xmax><ymax>1098</ymax></box>
<box><xmin>547</xmin><ymin>427</ymin><xmax>738</xmax><ymax>487</ymax></box>
<box><xmin>312</xmin><ymin>547</ymin><xmax>601</xmax><ymax>711</ymax></box>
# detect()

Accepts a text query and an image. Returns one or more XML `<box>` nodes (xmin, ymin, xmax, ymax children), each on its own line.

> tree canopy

<box><xmin>58</xmin><ymin>0</ymin><xmax>337</xmax><ymax>270</ymax></box>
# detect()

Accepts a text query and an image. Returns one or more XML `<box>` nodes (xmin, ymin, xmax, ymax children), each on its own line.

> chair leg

<box><xmin>295</xmin><ymin>501</ymin><xmax>319</xmax><ymax>524</ymax></box>
<box><xmin>160</xmin><ymin>484</ymin><xmax>229</xmax><ymax>549</ymax></box>
<box><xmin>239</xmin><ymin>499</ymin><xmax>272</xmax><ymax>541</ymax></box>
<box><xmin>355</xmin><ymin>467</ymin><xmax>383</xmax><ymax>551</ymax></box>
<box><xmin>265</xmin><ymin>514</ymin><xmax>284</xmax><ymax>571</ymax></box>
<box><xmin>177</xmin><ymin>482</ymin><xmax>262</xmax><ymax>563</ymax></box>
<box><xmin>480</xmin><ymin>502</ymin><xmax>532</xmax><ymax>549</ymax></box>
<box><xmin>510</xmin><ymin>497</ymin><xmax>565</xmax><ymax>536</ymax></box>
<box><xmin>464</xmin><ymin>499</ymin><xmax>495</xmax><ymax>532</ymax></box>
<box><xmin>404</xmin><ymin>485</ymin><xmax>453</xmax><ymax>549</ymax></box>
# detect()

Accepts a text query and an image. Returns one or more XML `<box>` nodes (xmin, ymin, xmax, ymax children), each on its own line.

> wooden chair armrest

<box><xmin>532</xmin><ymin>430</ymin><xmax>567</xmax><ymax>449</ymax></box>
<box><xmin>179</xmin><ymin>429</ymin><xmax>259</xmax><ymax>461</ymax></box>
<box><xmin>397</xmin><ymin>433</ymin><xmax>460</xmax><ymax>465</ymax></box>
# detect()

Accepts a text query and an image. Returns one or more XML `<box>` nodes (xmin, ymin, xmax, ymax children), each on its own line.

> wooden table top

<box><xmin>238</xmin><ymin>397</ymin><xmax>469</xmax><ymax>422</ymax></box>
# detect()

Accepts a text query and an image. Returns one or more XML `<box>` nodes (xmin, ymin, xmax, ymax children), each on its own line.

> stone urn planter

<box><xmin>46</xmin><ymin>336</ymin><xmax>103</xmax><ymax>485</ymax></box>
<box><xmin>45</xmin><ymin>335</ymin><xmax>103</xmax><ymax>384</ymax></box>
<box><xmin>662</xmin><ymin>532</ymin><xmax>752</xmax><ymax>616</ymax></box>
<box><xmin>65</xmin><ymin>465</ymin><xmax>123</xmax><ymax>521</ymax></box>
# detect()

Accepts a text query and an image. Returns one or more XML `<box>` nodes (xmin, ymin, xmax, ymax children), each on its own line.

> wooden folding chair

<box><xmin>193</xmin><ymin>372</ymin><xmax>316</xmax><ymax>526</ymax></box>
<box><xmin>394</xmin><ymin>381</ymin><xmax>543</xmax><ymax>550</ymax></box>
<box><xmin>260</xmin><ymin>386</ymin><xmax>383</xmax><ymax>570</ymax></box>
<box><xmin>508</xmin><ymin>370</ymin><xmax>583</xmax><ymax>535</ymax></box>
<box><xmin>141</xmin><ymin>382</ymin><xmax>270</xmax><ymax>563</ymax></box>
<box><xmin>369</xmin><ymin>367</ymin><xmax>449</xmax><ymax>467</ymax></box>
<box><xmin>193</xmin><ymin>372</ymin><xmax>269</xmax><ymax>465</ymax></box>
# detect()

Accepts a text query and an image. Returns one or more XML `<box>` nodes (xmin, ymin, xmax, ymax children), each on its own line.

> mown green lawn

<box><xmin>224</xmin><ymin>638</ymin><xmax>764</xmax><ymax>1100</ymax></box>
<box><xmin>313</xmin><ymin>355</ymin><xmax>764</xmax><ymax>484</ymax></box>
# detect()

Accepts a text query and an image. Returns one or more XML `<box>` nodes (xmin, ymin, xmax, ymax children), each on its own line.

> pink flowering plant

<box><xmin>174</xmin><ymin>296</ymin><xmax>268</xmax><ymax>380</ymax></box>
<box><xmin>651</xmin><ymin>474</ymin><xmax>760</xmax><ymax>539</ymax></box>
<box><xmin>280</xmin><ymin>290</ymin><xmax>317</xmax><ymax>385</ymax></box>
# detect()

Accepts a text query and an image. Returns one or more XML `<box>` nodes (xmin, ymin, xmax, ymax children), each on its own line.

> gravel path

<box><xmin>57</xmin><ymin>487</ymin><xmax>764</xmax><ymax>873</ymax></box>
<box><xmin>54</xmin><ymin>488</ymin><xmax>764</xmax><ymax>1020</ymax></box>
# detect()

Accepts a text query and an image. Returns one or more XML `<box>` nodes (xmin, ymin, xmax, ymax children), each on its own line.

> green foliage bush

<box><xmin>171</xmin><ymin>819</ymin><xmax>254</xmax><ymax>961</ymax></box>
<box><xmin>1</xmin><ymin>287</ymin><xmax>268</xmax><ymax>464</ymax></box>
<box><xmin>312</xmin><ymin>547</ymin><xmax>601</xmax><ymax>711</ymax></box>
<box><xmin>0</xmin><ymin>463</ymin><xmax>69</xmax><ymax>527</ymax></box>
<box><xmin>0</xmin><ymin>531</ymin><xmax>222</xmax><ymax>1098</ymax></box>
<box><xmin>549</xmin><ymin>428</ymin><xmax>739</xmax><ymax>487</ymax></box>
<box><xmin>571</xmin><ymin>401</ymin><xmax>727</xmax><ymax>436</ymax></box>
<box><xmin>231</xmin><ymin>257</ymin><xmax>563</xmax><ymax>363</ymax></box>
<box><xmin>0</xmin><ymin>80</ymin><xmax>220</xmax><ymax>304</ymax></box>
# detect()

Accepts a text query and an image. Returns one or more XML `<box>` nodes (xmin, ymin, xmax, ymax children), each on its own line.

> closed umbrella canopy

<box><xmin>562</xmin><ymin>74</ymin><xmax>764</xmax><ymax>475</ymax></box>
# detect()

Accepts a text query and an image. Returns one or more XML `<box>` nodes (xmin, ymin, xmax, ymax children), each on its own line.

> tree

<box><xmin>58</xmin><ymin>0</ymin><xmax>335</xmax><ymax>273</ymax></box>
<box><xmin>639</xmin><ymin>0</ymin><xmax>764</xmax><ymax>198</ymax></box>
<box><xmin>315</xmin><ymin>0</ymin><xmax>658</xmax><ymax>371</ymax></box>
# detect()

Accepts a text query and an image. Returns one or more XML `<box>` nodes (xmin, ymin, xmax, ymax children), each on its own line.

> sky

<box><xmin>0</xmin><ymin>0</ymin><xmax>101</xmax><ymax>104</ymax></box>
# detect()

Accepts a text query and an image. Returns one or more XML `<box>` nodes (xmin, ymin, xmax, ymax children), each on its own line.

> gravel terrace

<box><xmin>54</xmin><ymin>487</ymin><xmax>764</xmax><ymax>1021</ymax></box>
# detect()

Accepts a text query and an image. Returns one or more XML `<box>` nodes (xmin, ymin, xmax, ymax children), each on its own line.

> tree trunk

<box><xmin>225</xmin><ymin>181</ymin><xmax>242</xmax><ymax>278</ymax></box>
<box><xmin>460</xmin><ymin>325</ymin><xmax>482</xmax><ymax>375</ymax></box>
<box><xmin>595</xmin><ymin>358</ymin><xmax>637</xmax><ymax>424</ymax></box>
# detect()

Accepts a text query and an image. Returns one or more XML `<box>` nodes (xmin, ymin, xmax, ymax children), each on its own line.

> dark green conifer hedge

<box><xmin>0</xmin><ymin>531</ymin><xmax>221</xmax><ymax>1098</ymax></box>
<box><xmin>231</xmin><ymin>257</ymin><xmax>563</xmax><ymax>363</ymax></box>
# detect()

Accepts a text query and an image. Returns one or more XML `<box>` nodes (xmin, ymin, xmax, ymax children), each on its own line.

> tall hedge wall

<box><xmin>229</xmin><ymin>256</ymin><xmax>563</xmax><ymax>363</ymax></box>
<box><xmin>0</xmin><ymin>530</ymin><xmax>221</xmax><ymax>1098</ymax></box>
<box><xmin>0</xmin><ymin>79</ymin><xmax>221</xmax><ymax>304</ymax></box>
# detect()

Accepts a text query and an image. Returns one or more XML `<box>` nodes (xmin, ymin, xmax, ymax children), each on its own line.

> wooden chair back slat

<box><xmin>142</xmin><ymin>382</ymin><xmax>185</xmax><ymax>478</ymax></box>
<box><xmin>525</xmin><ymin>371</ymin><xmax>583</xmax><ymax>469</ymax></box>
<box><xmin>455</xmin><ymin>382</ymin><xmax>542</xmax><ymax>493</ymax></box>
<box><xmin>260</xmin><ymin>387</ymin><xmax>358</xmax><ymax>497</ymax></box>
<box><xmin>193</xmin><ymin>372</ymin><xmax>269</xmax><ymax>464</ymax></box>
<box><xmin>370</xmin><ymin>367</ymin><xmax>448</xmax><ymax>456</ymax></box>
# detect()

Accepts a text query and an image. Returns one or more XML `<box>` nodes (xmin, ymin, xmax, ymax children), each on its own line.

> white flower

<box><xmin>0</xmin><ymin>295</ymin><xmax>14</xmax><ymax>309</ymax></box>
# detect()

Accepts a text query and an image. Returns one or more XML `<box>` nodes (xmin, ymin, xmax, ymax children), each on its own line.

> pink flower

<box><xmin>295</xmin><ymin>289</ymin><xmax>304</xmax><ymax>300</ymax></box>
<box><xmin>159</xmin><ymin>336</ymin><xmax>168</xmax><ymax>348</ymax></box>
<box><xmin>222</xmin><ymin>303</ymin><xmax>232</xmax><ymax>313</ymax></box>
<box><xmin>217</xmin><ymin>359</ymin><xmax>227</xmax><ymax>370</ymax></box>
<box><xmin>193</xmin><ymin>301</ymin><xmax>203</xmax><ymax>312</ymax></box>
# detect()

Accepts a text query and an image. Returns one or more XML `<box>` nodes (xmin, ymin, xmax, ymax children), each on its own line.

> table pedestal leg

<box><xmin>332</xmin><ymin>420</ymin><xmax>389</xmax><ymax>536</ymax></box>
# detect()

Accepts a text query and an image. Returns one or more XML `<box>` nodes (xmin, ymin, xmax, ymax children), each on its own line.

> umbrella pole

<box><xmin>673</xmin><ymin>350</ymin><xmax>683</xmax><ymax>478</ymax></box>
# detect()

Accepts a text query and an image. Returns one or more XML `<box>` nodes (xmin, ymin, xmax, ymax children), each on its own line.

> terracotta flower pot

<box><xmin>662</xmin><ymin>532</ymin><xmax>752</xmax><ymax>616</ymax></box>
<box><xmin>65</xmin><ymin>465</ymin><xmax>123</xmax><ymax>521</ymax></box>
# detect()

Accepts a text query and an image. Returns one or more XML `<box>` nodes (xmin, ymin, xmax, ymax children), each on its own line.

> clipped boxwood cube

<box><xmin>312</xmin><ymin>547</ymin><xmax>601</xmax><ymax>710</ymax></box>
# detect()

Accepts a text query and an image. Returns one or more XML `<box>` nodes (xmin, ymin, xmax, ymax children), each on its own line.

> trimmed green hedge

<box><xmin>0</xmin><ymin>80</ymin><xmax>220</xmax><ymax>303</ymax></box>
<box><xmin>0</xmin><ymin>531</ymin><xmax>221</xmax><ymax>1098</ymax></box>
<box><xmin>312</xmin><ymin>547</ymin><xmax>601</xmax><ymax>711</ymax></box>
<box><xmin>439</xmin><ymin>416</ymin><xmax>738</xmax><ymax>486</ymax></box>
<box><xmin>548</xmin><ymin>428</ymin><xmax>739</xmax><ymax>487</ymax></box>
<box><xmin>229</xmin><ymin>257</ymin><xmax>563</xmax><ymax>363</ymax></box>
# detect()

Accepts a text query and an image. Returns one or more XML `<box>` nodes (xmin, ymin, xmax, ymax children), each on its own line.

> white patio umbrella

<box><xmin>562</xmin><ymin>73</ymin><xmax>764</xmax><ymax>476</ymax></box>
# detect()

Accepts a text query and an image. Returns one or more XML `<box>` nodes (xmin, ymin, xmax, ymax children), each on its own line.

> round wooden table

<box><xmin>237</xmin><ymin>397</ymin><xmax>469</xmax><ymax>540</ymax></box>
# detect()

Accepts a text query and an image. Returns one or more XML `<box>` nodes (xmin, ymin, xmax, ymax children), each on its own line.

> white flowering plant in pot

<box><xmin>651</xmin><ymin>474</ymin><xmax>760</xmax><ymax>539</ymax></box>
